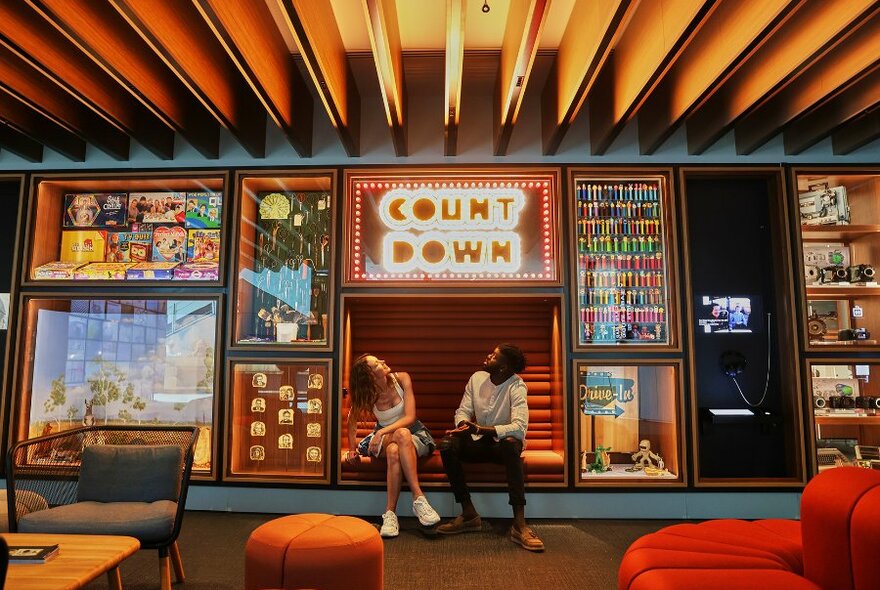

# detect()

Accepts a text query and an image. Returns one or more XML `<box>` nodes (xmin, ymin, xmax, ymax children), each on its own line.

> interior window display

<box><xmin>233</xmin><ymin>173</ymin><xmax>334</xmax><ymax>347</ymax></box>
<box><xmin>810</xmin><ymin>363</ymin><xmax>880</xmax><ymax>471</ymax></box>
<box><xmin>797</xmin><ymin>172</ymin><xmax>880</xmax><ymax>349</ymax></box>
<box><xmin>227</xmin><ymin>361</ymin><xmax>330</xmax><ymax>482</ymax></box>
<box><xmin>17</xmin><ymin>297</ymin><xmax>219</xmax><ymax>473</ymax></box>
<box><xmin>575</xmin><ymin>362</ymin><xmax>683</xmax><ymax>484</ymax></box>
<box><xmin>572</xmin><ymin>177</ymin><xmax>673</xmax><ymax>347</ymax></box>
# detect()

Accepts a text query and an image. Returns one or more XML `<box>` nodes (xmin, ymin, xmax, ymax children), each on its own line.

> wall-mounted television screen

<box><xmin>697</xmin><ymin>296</ymin><xmax>758</xmax><ymax>333</ymax></box>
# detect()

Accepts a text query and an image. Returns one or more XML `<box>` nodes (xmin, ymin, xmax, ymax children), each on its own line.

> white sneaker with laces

<box><xmin>412</xmin><ymin>495</ymin><xmax>441</xmax><ymax>526</ymax></box>
<box><xmin>380</xmin><ymin>511</ymin><xmax>399</xmax><ymax>537</ymax></box>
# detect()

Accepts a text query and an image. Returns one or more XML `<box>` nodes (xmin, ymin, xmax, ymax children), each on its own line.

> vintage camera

<box><xmin>828</xmin><ymin>395</ymin><xmax>856</xmax><ymax>409</ymax></box>
<box><xmin>855</xmin><ymin>396</ymin><xmax>880</xmax><ymax>410</ymax></box>
<box><xmin>799</xmin><ymin>186</ymin><xmax>850</xmax><ymax>226</ymax></box>
<box><xmin>848</xmin><ymin>264</ymin><xmax>876</xmax><ymax>283</ymax></box>
<box><xmin>813</xmin><ymin>395</ymin><xmax>827</xmax><ymax>409</ymax></box>
<box><xmin>820</xmin><ymin>266</ymin><xmax>850</xmax><ymax>283</ymax></box>
<box><xmin>839</xmin><ymin>328</ymin><xmax>871</xmax><ymax>341</ymax></box>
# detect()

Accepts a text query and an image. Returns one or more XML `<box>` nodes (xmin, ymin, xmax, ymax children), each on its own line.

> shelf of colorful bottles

<box><xmin>578</xmin><ymin>288</ymin><xmax>664</xmax><ymax>306</ymax></box>
<box><xmin>576</xmin><ymin>218</ymin><xmax>661</xmax><ymax>236</ymax></box>
<box><xmin>579</xmin><ymin>305</ymin><xmax>666</xmax><ymax>324</ymax></box>
<box><xmin>577</xmin><ymin>235</ymin><xmax>663</xmax><ymax>254</ymax></box>
<box><xmin>582</xmin><ymin>321</ymin><xmax>666</xmax><ymax>342</ymax></box>
<box><xmin>579</xmin><ymin>269</ymin><xmax>663</xmax><ymax>288</ymax></box>
<box><xmin>577</xmin><ymin>253</ymin><xmax>664</xmax><ymax>270</ymax></box>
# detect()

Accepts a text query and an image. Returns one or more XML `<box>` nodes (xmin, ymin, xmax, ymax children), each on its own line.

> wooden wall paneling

<box><xmin>540</xmin><ymin>0</ymin><xmax>633</xmax><ymax>155</ymax></box>
<box><xmin>734</xmin><ymin>12</ymin><xmax>880</xmax><ymax>154</ymax></box>
<box><xmin>0</xmin><ymin>91</ymin><xmax>85</xmax><ymax>161</ymax></box>
<box><xmin>107</xmin><ymin>0</ymin><xmax>266</xmax><ymax>158</ymax></box>
<box><xmin>784</xmin><ymin>68</ymin><xmax>880</xmax><ymax>154</ymax></box>
<box><xmin>493</xmin><ymin>0</ymin><xmax>551</xmax><ymax>156</ymax></box>
<box><xmin>363</xmin><ymin>0</ymin><xmax>407</xmax><ymax>156</ymax></box>
<box><xmin>0</xmin><ymin>44</ymin><xmax>130</xmax><ymax>160</ymax></box>
<box><xmin>276</xmin><ymin>0</ymin><xmax>361</xmax><ymax>157</ymax></box>
<box><xmin>444</xmin><ymin>0</ymin><xmax>465</xmax><ymax>156</ymax></box>
<box><xmin>832</xmin><ymin>107</ymin><xmax>880</xmax><ymax>155</ymax></box>
<box><xmin>638</xmin><ymin>0</ymin><xmax>803</xmax><ymax>154</ymax></box>
<box><xmin>26</xmin><ymin>0</ymin><xmax>221</xmax><ymax>158</ymax></box>
<box><xmin>685</xmin><ymin>0</ymin><xmax>879</xmax><ymax>154</ymax></box>
<box><xmin>588</xmin><ymin>0</ymin><xmax>717</xmax><ymax>155</ymax></box>
<box><xmin>0</xmin><ymin>122</ymin><xmax>42</xmax><ymax>162</ymax></box>
<box><xmin>0</xmin><ymin>2</ymin><xmax>174</xmax><ymax>160</ymax></box>
<box><xmin>191</xmin><ymin>0</ymin><xmax>313</xmax><ymax>157</ymax></box>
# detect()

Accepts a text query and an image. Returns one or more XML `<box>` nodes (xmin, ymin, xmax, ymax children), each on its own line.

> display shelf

<box><xmin>569</xmin><ymin>170</ymin><xmax>678</xmax><ymax>350</ymax></box>
<box><xmin>814</xmin><ymin>415</ymin><xmax>880</xmax><ymax>426</ymax></box>
<box><xmin>229</xmin><ymin>170</ymin><xmax>335</xmax><ymax>350</ymax></box>
<box><xmin>23</xmin><ymin>172</ymin><xmax>228</xmax><ymax>287</ymax></box>
<box><xmin>801</xmin><ymin>225</ymin><xmax>880</xmax><ymax>242</ymax></box>
<box><xmin>806</xmin><ymin>286</ymin><xmax>880</xmax><ymax>298</ymax></box>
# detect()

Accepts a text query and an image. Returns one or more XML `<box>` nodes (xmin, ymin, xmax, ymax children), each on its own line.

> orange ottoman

<box><xmin>245</xmin><ymin>513</ymin><xmax>383</xmax><ymax>590</ymax></box>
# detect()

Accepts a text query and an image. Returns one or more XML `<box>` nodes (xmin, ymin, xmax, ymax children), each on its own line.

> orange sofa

<box><xmin>618</xmin><ymin>467</ymin><xmax>880</xmax><ymax>590</ymax></box>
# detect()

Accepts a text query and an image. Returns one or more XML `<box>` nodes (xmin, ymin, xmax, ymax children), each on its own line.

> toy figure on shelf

<box><xmin>627</xmin><ymin>439</ymin><xmax>662</xmax><ymax>471</ymax></box>
<box><xmin>588</xmin><ymin>446</ymin><xmax>612</xmax><ymax>474</ymax></box>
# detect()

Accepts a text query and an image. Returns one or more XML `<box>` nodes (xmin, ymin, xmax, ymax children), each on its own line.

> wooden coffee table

<box><xmin>2</xmin><ymin>533</ymin><xmax>140</xmax><ymax>590</ymax></box>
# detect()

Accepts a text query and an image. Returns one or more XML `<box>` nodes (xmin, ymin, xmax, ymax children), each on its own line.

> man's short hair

<box><xmin>497</xmin><ymin>343</ymin><xmax>527</xmax><ymax>373</ymax></box>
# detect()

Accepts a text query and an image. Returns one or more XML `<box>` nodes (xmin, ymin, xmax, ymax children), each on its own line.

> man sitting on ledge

<box><xmin>437</xmin><ymin>343</ymin><xmax>544</xmax><ymax>552</ymax></box>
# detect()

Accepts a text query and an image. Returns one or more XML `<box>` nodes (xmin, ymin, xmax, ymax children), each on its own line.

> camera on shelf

<box><xmin>828</xmin><ymin>395</ymin><xmax>856</xmax><ymax>409</ymax></box>
<box><xmin>813</xmin><ymin>395</ymin><xmax>827</xmax><ymax>409</ymax></box>
<box><xmin>848</xmin><ymin>264</ymin><xmax>876</xmax><ymax>283</ymax></box>
<box><xmin>799</xmin><ymin>185</ymin><xmax>850</xmax><ymax>226</ymax></box>
<box><xmin>838</xmin><ymin>328</ymin><xmax>871</xmax><ymax>341</ymax></box>
<box><xmin>855</xmin><ymin>396</ymin><xmax>880</xmax><ymax>410</ymax></box>
<box><xmin>820</xmin><ymin>266</ymin><xmax>850</xmax><ymax>283</ymax></box>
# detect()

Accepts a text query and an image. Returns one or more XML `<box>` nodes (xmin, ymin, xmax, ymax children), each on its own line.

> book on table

<box><xmin>7</xmin><ymin>544</ymin><xmax>60</xmax><ymax>563</ymax></box>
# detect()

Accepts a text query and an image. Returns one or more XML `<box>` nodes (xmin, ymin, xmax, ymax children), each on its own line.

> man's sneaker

<box><xmin>510</xmin><ymin>525</ymin><xmax>544</xmax><ymax>552</ymax></box>
<box><xmin>437</xmin><ymin>514</ymin><xmax>482</xmax><ymax>534</ymax></box>
<box><xmin>411</xmin><ymin>496</ymin><xmax>441</xmax><ymax>526</ymax></box>
<box><xmin>380</xmin><ymin>511</ymin><xmax>399</xmax><ymax>538</ymax></box>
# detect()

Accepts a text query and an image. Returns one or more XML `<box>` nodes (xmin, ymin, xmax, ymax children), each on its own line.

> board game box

<box><xmin>126</xmin><ymin>261</ymin><xmax>179</xmax><ymax>280</ymax></box>
<box><xmin>32</xmin><ymin>261</ymin><xmax>85</xmax><ymax>280</ymax></box>
<box><xmin>74</xmin><ymin>262</ymin><xmax>135</xmax><ymax>280</ymax></box>
<box><xmin>185</xmin><ymin>192</ymin><xmax>223</xmax><ymax>228</ymax></box>
<box><xmin>173</xmin><ymin>262</ymin><xmax>219</xmax><ymax>281</ymax></box>
<box><xmin>128</xmin><ymin>192</ymin><xmax>186</xmax><ymax>224</ymax></box>
<box><xmin>187</xmin><ymin>229</ymin><xmax>220</xmax><ymax>262</ymax></box>
<box><xmin>63</xmin><ymin>193</ymin><xmax>128</xmax><ymax>228</ymax></box>
<box><xmin>60</xmin><ymin>230</ymin><xmax>108</xmax><ymax>262</ymax></box>
<box><xmin>151</xmin><ymin>225</ymin><xmax>187</xmax><ymax>262</ymax></box>
<box><xmin>107</xmin><ymin>231</ymin><xmax>152</xmax><ymax>262</ymax></box>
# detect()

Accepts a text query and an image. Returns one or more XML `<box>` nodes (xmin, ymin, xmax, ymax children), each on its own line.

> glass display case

<box><xmin>794</xmin><ymin>170</ymin><xmax>880</xmax><ymax>351</ymax></box>
<box><xmin>231</xmin><ymin>171</ymin><xmax>335</xmax><ymax>348</ymax></box>
<box><xmin>225</xmin><ymin>360</ymin><xmax>331</xmax><ymax>483</ymax></box>
<box><xmin>570</xmin><ymin>171</ymin><xmax>678</xmax><ymax>349</ymax></box>
<box><xmin>808</xmin><ymin>361</ymin><xmax>880</xmax><ymax>473</ymax></box>
<box><xmin>14</xmin><ymin>296</ymin><xmax>221</xmax><ymax>476</ymax></box>
<box><xmin>25</xmin><ymin>172</ymin><xmax>227</xmax><ymax>285</ymax></box>
<box><xmin>574</xmin><ymin>361</ymin><xmax>684</xmax><ymax>486</ymax></box>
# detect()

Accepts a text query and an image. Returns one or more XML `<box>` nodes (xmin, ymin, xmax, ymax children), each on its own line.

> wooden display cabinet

<box><xmin>229</xmin><ymin>170</ymin><xmax>336</xmax><ymax>351</ymax></box>
<box><xmin>792</xmin><ymin>169</ymin><xmax>880</xmax><ymax>352</ymax></box>
<box><xmin>23</xmin><ymin>171</ymin><xmax>228</xmax><ymax>287</ymax></box>
<box><xmin>567</xmin><ymin>168</ymin><xmax>681</xmax><ymax>352</ymax></box>
<box><xmin>806</xmin><ymin>360</ymin><xmax>880</xmax><ymax>476</ymax></box>
<box><xmin>10</xmin><ymin>293</ymin><xmax>223</xmax><ymax>480</ymax></box>
<box><xmin>573</xmin><ymin>360</ymin><xmax>685</xmax><ymax>487</ymax></box>
<box><xmin>224</xmin><ymin>358</ymin><xmax>332</xmax><ymax>484</ymax></box>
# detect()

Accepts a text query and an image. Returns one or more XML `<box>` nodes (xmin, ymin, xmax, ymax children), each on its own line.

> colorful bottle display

<box><xmin>575</xmin><ymin>181</ymin><xmax>668</xmax><ymax>344</ymax></box>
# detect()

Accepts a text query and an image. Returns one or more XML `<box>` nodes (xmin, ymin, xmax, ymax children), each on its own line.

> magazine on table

<box><xmin>7</xmin><ymin>544</ymin><xmax>60</xmax><ymax>563</ymax></box>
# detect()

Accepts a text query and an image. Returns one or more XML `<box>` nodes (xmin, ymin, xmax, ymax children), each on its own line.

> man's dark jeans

<box><xmin>440</xmin><ymin>434</ymin><xmax>526</xmax><ymax>506</ymax></box>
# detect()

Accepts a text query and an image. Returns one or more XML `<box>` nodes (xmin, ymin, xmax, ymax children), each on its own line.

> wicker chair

<box><xmin>6</xmin><ymin>425</ymin><xmax>199</xmax><ymax>590</ymax></box>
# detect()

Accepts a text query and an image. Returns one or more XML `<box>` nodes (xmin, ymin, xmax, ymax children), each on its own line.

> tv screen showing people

<box><xmin>698</xmin><ymin>296</ymin><xmax>755</xmax><ymax>333</ymax></box>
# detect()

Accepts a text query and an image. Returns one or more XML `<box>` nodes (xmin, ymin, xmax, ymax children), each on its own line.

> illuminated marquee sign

<box><xmin>347</xmin><ymin>174</ymin><xmax>558</xmax><ymax>283</ymax></box>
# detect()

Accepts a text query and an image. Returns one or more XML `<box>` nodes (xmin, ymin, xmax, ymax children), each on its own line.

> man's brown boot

<box><xmin>510</xmin><ymin>525</ymin><xmax>544</xmax><ymax>552</ymax></box>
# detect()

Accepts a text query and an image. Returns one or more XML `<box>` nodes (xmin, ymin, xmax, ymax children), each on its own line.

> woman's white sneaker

<box><xmin>412</xmin><ymin>496</ymin><xmax>441</xmax><ymax>526</ymax></box>
<box><xmin>380</xmin><ymin>511</ymin><xmax>399</xmax><ymax>537</ymax></box>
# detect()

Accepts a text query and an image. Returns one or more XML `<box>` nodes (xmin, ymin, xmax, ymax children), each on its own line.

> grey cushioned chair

<box><xmin>6</xmin><ymin>425</ymin><xmax>199</xmax><ymax>590</ymax></box>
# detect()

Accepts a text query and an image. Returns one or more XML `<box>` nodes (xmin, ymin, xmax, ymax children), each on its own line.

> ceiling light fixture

<box><xmin>482</xmin><ymin>1</ymin><xmax>490</xmax><ymax>13</ymax></box>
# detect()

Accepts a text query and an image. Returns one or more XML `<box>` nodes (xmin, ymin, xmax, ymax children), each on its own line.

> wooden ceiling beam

<box><xmin>686</xmin><ymin>0</ymin><xmax>879</xmax><ymax>154</ymax></box>
<box><xmin>108</xmin><ymin>0</ymin><xmax>266</xmax><ymax>158</ymax></box>
<box><xmin>832</xmin><ymin>107</ymin><xmax>880</xmax><ymax>155</ymax></box>
<box><xmin>0</xmin><ymin>121</ymin><xmax>43</xmax><ymax>163</ymax></box>
<box><xmin>588</xmin><ymin>0</ymin><xmax>717</xmax><ymax>155</ymax></box>
<box><xmin>363</xmin><ymin>0</ymin><xmax>407</xmax><ymax>156</ymax></box>
<box><xmin>26</xmin><ymin>0</ymin><xmax>220</xmax><ymax>159</ymax></box>
<box><xmin>276</xmin><ymin>0</ymin><xmax>360</xmax><ymax>157</ymax></box>
<box><xmin>0</xmin><ymin>91</ymin><xmax>85</xmax><ymax>161</ymax></box>
<box><xmin>540</xmin><ymin>0</ymin><xmax>634</xmax><ymax>156</ymax></box>
<box><xmin>494</xmin><ymin>0</ymin><xmax>551</xmax><ymax>156</ymax></box>
<box><xmin>444</xmin><ymin>0</ymin><xmax>465</xmax><ymax>156</ymax></box>
<box><xmin>735</xmin><ymin>12</ymin><xmax>880</xmax><ymax>154</ymax></box>
<box><xmin>0</xmin><ymin>3</ymin><xmax>173</xmax><ymax>160</ymax></box>
<box><xmin>0</xmin><ymin>45</ymin><xmax>130</xmax><ymax>160</ymax></box>
<box><xmin>191</xmin><ymin>0</ymin><xmax>313</xmax><ymax>157</ymax></box>
<box><xmin>638</xmin><ymin>0</ymin><xmax>803</xmax><ymax>154</ymax></box>
<box><xmin>784</xmin><ymin>68</ymin><xmax>880</xmax><ymax>154</ymax></box>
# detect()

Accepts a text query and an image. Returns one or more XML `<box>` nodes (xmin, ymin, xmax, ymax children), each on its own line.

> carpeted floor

<box><xmin>80</xmin><ymin>511</ymin><xmax>680</xmax><ymax>590</ymax></box>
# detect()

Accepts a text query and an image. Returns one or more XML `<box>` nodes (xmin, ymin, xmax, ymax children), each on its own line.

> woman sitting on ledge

<box><xmin>345</xmin><ymin>354</ymin><xmax>440</xmax><ymax>537</ymax></box>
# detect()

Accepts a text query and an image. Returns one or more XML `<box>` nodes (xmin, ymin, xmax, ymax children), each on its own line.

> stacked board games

<box><xmin>574</xmin><ymin>181</ymin><xmax>669</xmax><ymax>345</ymax></box>
<box><xmin>33</xmin><ymin>191</ymin><xmax>223</xmax><ymax>281</ymax></box>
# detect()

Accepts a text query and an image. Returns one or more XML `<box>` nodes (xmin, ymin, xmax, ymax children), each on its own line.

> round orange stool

<box><xmin>245</xmin><ymin>513</ymin><xmax>383</xmax><ymax>590</ymax></box>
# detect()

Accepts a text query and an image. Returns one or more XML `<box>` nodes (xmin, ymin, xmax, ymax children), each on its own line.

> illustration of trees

<box><xmin>87</xmin><ymin>360</ymin><xmax>130</xmax><ymax>425</ymax></box>
<box><xmin>66</xmin><ymin>405</ymin><xmax>80</xmax><ymax>425</ymax></box>
<box><xmin>119</xmin><ymin>383</ymin><xmax>147</xmax><ymax>423</ymax></box>
<box><xmin>43</xmin><ymin>376</ymin><xmax>67</xmax><ymax>430</ymax></box>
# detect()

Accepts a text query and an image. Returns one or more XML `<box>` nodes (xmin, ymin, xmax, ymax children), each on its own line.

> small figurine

<box><xmin>628</xmin><ymin>439</ymin><xmax>662</xmax><ymax>471</ymax></box>
<box><xmin>588</xmin><ymin>445</ymin><xmax>612</xmax><ymax>473</ymax></box>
